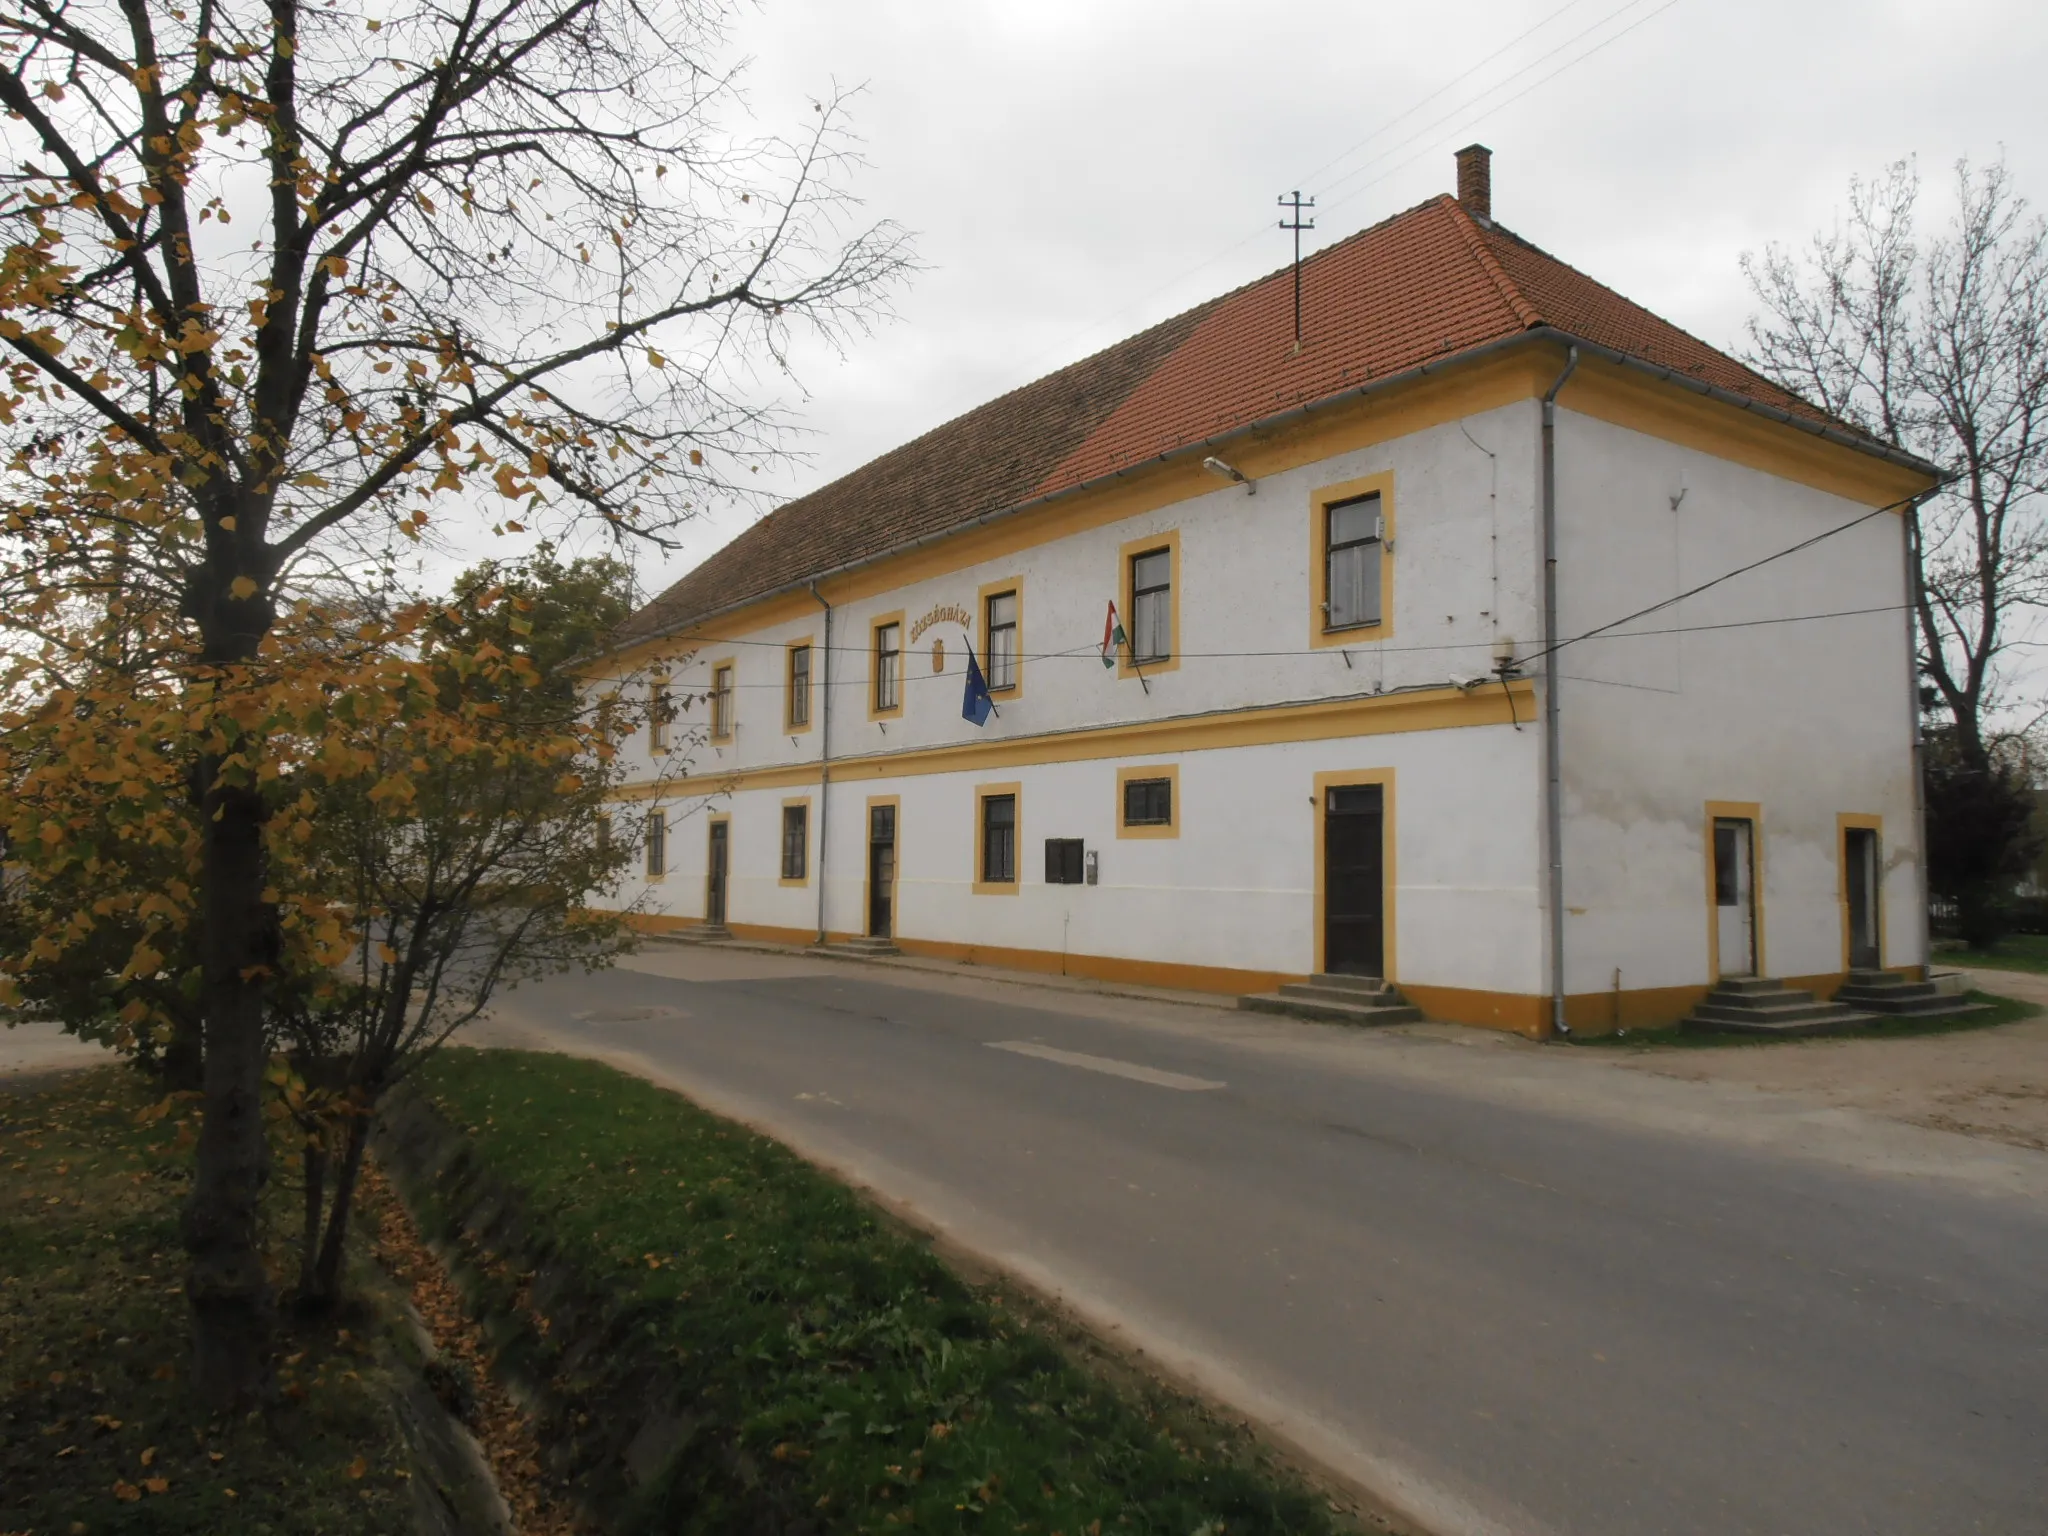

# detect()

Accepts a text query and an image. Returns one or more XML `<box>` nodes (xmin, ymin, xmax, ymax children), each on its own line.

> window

<box><xmin>1117</xmin><ymin>764</ymin><xmax>1180</xmax><ymax>839</ymax></box>
<box><xmin>596</xmin><ymin>813</ymin><xmax>613</xmax><ymax>853</ymax></box>
<box><xmin>644</xmin><ymin>809</ymin><xmax>667</xmax><ymax>878</ymax></box>
<box><xmin>1123</xmin><ymin>776</ymin><xmax>1172</xmax><ymax>827</ymax></box>
<box><xmin>873</xmin><ymin>620</ymin><xmax>902</xmax><ymax>714</ymax></box>
<box><xmin>781</xmin><ymin>803</ymin><xmax>808</xmax><ymax>882</ymax></box>
<box><xmin>984</xmin><ymin>588</ymin><xmax>1019</xmax><ymax>692</ymax></box>
<box><xmin>648</xmin><ymin>679</ymin><xmax>671</xmax><ymax>753</ymax></box>
<box><xmin>787</xmin><ymin>643</ymin><xmax>812</xmax><ymax>729</ymax></box>
<box><xmin>1130</xmin><ymin>546</ymin><xmax>1172</xmax><ymax>663</ymax></box>
<box><xmin>981</xmin><ymin>792</ymin><xmax>1017</xmax><ymax>885</ymax></box>
<box><xmin>1324</xmin><ymin>492</ymin><xmax>1382</xmax><ymax>630</ymax></box>
<box><xmin>711</xmin><ymin>663</ymin><xmax>734</xmax><ymax>740</ymax></box>
<box><xmin>595</xmin><ymin>691</ymin><xmax>621</xmax><ymax>753</ymax></box>
<box><xmin>1044</xmin><ymin>838</ymin><xmax>1084</xmax><ymax>885</ymax></box>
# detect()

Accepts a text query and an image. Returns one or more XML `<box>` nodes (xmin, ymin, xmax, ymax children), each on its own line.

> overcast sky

<box><xmin>545</xmin><ymin>0</ymin><xmax>2048</xmax><ymax>603</ymax></box>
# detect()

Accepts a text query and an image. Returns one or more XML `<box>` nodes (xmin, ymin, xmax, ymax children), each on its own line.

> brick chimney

<box><xmin>1455</xmin><ymin>143</ymin><xmax>1492</xmax><ymax>224</ymax></box>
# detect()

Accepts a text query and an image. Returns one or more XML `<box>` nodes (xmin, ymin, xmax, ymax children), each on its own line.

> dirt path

<box><xmin>1598</xmin><ymin>972</ymin><xmax>2048</xmax><ymax>1152</ymax></box>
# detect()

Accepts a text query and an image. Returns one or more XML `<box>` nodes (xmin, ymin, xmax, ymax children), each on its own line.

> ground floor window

<box><xmin>781</xmin><ymin>803</ymin><xmax>808</xmax><ymax>881</ymax></box>
<box><xmin>981</xmin><ymin>792</ymin><xmax>1016</xmax><ymax>886</ymax></box>
<box><xmin>644</xmin><ymin>809</ymin><xmax>666</xmax><ymax>878</ymax></box>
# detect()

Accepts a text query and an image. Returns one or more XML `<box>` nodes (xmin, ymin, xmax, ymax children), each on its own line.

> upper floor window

<box><xmin>787</xmin><ymin>643</ymin><xmax>812</xmax><ymax>729</ymax></box>
<box><xmin>1324</xmin><ymin>492</ymin><xmax>1383</xmax><ymax>630</ymax></box>
<box><xmin>710</xmin><ymin>663</ymin><xmax>735</xmax><ymax>741</ymax></box>
<box><xmin>873</xmin><ymin>620</ymin><xmax>902</xmax><ymax>715</ymax></box>
<box><xmin>1130</xmin><ymin>547</ymin><xmax>1173</xmax><ymax>663</ymax></box>
<box><xmin>648</xmin><ymin>679</ymin><xmax>672</xmax><ymax>753</ymax></box>
<box><xmin>984</xmin><ymin>588</ymin><xmax>1019</xmax><ymax>692</ymax></box>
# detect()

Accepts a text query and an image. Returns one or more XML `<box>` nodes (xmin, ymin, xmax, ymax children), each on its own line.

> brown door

<box><xmin>706</xmin><ymin>821</ymin><xmax>729</xmax><ymax>927</ymax></box>
<box><xmin>1845</xmin><ymin>826</ymin><xmax>1880</xmax><ymax>970</ymax></box>
<box><xmin>1324</xmin><ymin>785</ymin><xmax>1385</xmax><ymax>977</ymax></box>
<box><xmin>867</xmin><ymin>804</ymin><xmax>896</xmax><ymax>938</ymax></box>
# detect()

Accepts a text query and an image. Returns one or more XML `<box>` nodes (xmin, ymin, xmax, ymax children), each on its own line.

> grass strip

<box><xmin>407</xmin><ymin>1047</ymin><xmax>1357</xmax><ymax>1535</ymax></box>
<box><xmin>0</xmin><ymin>1065</ymin><xmax>412</xmax><ymax>1534</ymax></box>
<box><xmin>1571</xmin><ymin>989</ymin><xmax>2039</xmax><ymax>1049</ymax></box>
<box><xmin>1936</xmin><ymin>935</ymin><xmax>2048</xmax><ymax>974</ymax></box>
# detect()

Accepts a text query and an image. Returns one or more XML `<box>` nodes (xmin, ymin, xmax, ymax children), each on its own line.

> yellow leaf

<box><xmin>365</xmin><ymin>17</ymin><xmax>381</xmax><ymax>29</ymax></box>
<box><xmin>230</xmin><ymin>576</ymin><xmax>258</xmax><ymax>599</ymax></box>
<box><xmin>347</xmin><ymin>1455</ymin><xmax>368</xmax><ymax>1480</ymax></box>
<box><xmin>143</xmin><ymin>1476</ymin><xmax>169</xmax><ymax>1494</ymax></box>
<box><xmin>376</xmin><ymin>943</ymin><xmax>397</xmax><ymax>964</ymax></box>
<box><xmin>646</xmin><ymin>349</ymin><xmax>666</xmax><ymax>369</ymax></box>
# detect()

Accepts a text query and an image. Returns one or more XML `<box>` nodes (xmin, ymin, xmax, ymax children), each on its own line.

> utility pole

<box><xmin>1278</xmin><ymin>190</ymin><xmax>1316</xmax><ymax>346</ymax></box>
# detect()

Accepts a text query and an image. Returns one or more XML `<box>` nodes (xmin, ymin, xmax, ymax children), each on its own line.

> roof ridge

<box><xmin>1440</xmin><ymin>194</ymin><xmax>1542</xmax><ymax>331</ymax></box>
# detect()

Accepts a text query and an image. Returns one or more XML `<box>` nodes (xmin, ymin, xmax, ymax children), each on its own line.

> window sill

<box><xmin>1321</xmin><ymin>620</ymin><xmax>1383</xmax><ymax>637</ymax></box>
<box><xmin>970</xmin><ymin>880</ymin><xmax>1020</xmax><ymax>896</ymax></box>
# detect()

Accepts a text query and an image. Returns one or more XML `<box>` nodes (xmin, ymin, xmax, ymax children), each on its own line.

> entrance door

<box><xmin>1845</xmin><ymin>826</ymin><xmax>1881</xmax><ymax>970</ymax></box>
<box><xmin>1324</xmin><ymin>784</ymin><xmax>1385</xmax><ymax>977</ymax></box>
<box><xmin>867</xmin><ymin>804</ymin><xmax>896</xmax><ymax>938</ymax></box>
<box><xmin>1713</xmin><ymin>817</ymin><xmax>1756</xmax><ymax>977</ymax></box>
<box><xmin>706</xmin><ymin>820</ymin><xmax>729</xmax><ymax>927</ymax></box>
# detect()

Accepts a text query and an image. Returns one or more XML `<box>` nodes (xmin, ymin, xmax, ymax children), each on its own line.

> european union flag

<box><xmin>962</xmin><ymin>647</ymin><xmax>996</xmax><ymax>726</ymax></box>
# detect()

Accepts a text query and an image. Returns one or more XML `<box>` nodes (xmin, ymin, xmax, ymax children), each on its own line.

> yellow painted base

<box><xmin>619</xmin><ymin>914</ymin><xmax>1922</xmax><ymax>1041</ymax></box>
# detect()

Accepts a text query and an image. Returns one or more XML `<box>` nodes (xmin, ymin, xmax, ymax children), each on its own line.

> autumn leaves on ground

<box><xmin>4</xmin><ymin>1054</ymin><xmax>1372</xmax><ymax>1535</ymax></box>
<box><xmin>0</xmin><ymin>1070</ymin><xmax>410</xmax><ymax>1533</ymax></box>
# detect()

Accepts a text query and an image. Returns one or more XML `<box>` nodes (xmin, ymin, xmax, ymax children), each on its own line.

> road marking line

<box><xmin>984</xmin><ymin>1040</ymin><xmax>1225</xmax><ymax>1091</ymax></box>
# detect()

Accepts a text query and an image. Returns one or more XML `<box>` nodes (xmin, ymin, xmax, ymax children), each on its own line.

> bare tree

<box><xmin>0</xmin><ymin>0</ymin><xmax>907</xmax><ymax>1405</ymax></box>
<box><xmin>1743</xmin><ymin>157</ymin><xmax>2048</xmax><ymax>764</ymax></box>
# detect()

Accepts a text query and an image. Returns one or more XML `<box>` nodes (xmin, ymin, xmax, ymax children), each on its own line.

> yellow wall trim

<box><xmin>598</xmin><ymin>343</ymin><xmax>1928</xmax><ymax>678</ymax></box>
<box><xmin>608</xmin><ymin>681</ymin><xmax>1532</xmax><ymax>802</ymax></box>
<box><xmin>614</xmin><ymin>914</ymin><xmax>1909</xmax><ymax>1038</ymax></box>
<box><xmin>1561</xmin><ymin>355</ymin><xmax>1933</xmax><ymax>509</ymax></box>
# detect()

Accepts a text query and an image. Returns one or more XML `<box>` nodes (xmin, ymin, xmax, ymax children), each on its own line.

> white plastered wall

<box><xmin>1552</xmin><ymin>405</ymin><xmax>1923</xmax><ymax>1000</ymax></box>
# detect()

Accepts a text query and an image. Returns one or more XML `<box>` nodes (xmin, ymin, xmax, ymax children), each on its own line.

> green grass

<box><xmin>410</xmin><ymin>1047</ymin><xmax>1355</xmax><ymax>1536</ymax></box>
<box><xmin>1572</xmin><ymin>989</ymin><xmax>2040</xmax><ymax>1050</ymax></box>
<box><xmin>1937</xmin><ymin>933</ymin><xmax>2048</xmax><ymax>974</ymax></box>
<box><xmin>0</xmin><ymin>1066</ymin><xmax>412</xmax><ymax>1535</ymax></box>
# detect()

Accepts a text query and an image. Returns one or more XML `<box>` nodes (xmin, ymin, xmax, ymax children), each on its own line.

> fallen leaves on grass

<box><xmin>363</xmin><ymin>1161</ymin><xmax>582</xmax><ymax>1535</ymax></box>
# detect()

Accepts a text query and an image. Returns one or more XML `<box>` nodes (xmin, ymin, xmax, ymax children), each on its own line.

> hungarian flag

<box><xmin>1101</xmin><ymin>600</ymin><xmax>1127</xmax><ymax>669</ymax></box>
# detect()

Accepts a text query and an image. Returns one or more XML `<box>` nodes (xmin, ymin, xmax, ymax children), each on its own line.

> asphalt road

<box><xmin>487</xmin><ymin>947</ymin><xmax>2048</xmax><ymax>1536</ymax></box>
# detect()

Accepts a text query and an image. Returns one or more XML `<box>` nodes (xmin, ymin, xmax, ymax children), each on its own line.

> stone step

<box><xmin>1238</xmin><ymin>991</ymin><xmax>1422</xmax><ymax>1027</ymax></box>
<box><xmin>1691</xmin><ymin>999</ymin><xmax>1862</xmax><ymax>1027</ymax></box>
<box><xmin>1683</xmin><ymin>1005</ymin><xmax>1877</xmax><ymax>1038</ymax></box>
<box><xmin>671</xmin><ymin>924</ymin><xmax>730</xmax><ymax>943</ymax></box>
<box><xmin>1306</xmin><ymin>972</ymin><xmax>1395</xmax><ymax>994</ymax></box>
<box><xmin>815</xmin><ymin>938</ymin><xmax>900</xmax><ymax>958</ymax></box>
<box><xmin>1279</xmin><ymin>981</ymin><xmax>1402</xmax><ymax>1006</ymax></box>
<box><xmin>1712</xmin><ymin>975</ymin><xmax>1791</xmax><ymax>996</ymax></box>
<box><xmin>1700</xmin><ymin>989</ymin><xmax>1834</xmax><ymax>1015</ymax></box>
<box><xmin>1835</xmin><ymin>987</ymin><xmax>1990</xmax><ymax>1020</ymax></box>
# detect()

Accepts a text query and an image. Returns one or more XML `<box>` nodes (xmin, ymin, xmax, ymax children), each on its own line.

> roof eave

<box><xmin>596</xmin><ymin>328</ymin><xmax>1940</xmax><ymax>666</ymax></box>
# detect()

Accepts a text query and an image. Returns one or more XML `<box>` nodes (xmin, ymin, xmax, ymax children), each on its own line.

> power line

<box><xmin>614</xmin><ymin>600</ymin><xmax>1914</xmax><ymax>691</ymax></box>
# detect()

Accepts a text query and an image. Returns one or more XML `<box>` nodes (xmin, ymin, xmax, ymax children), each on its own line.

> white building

<box><xmin>582</xmin><ymin>148</ymin><xmax>1938</xmax><ymax>1036</ymax></box>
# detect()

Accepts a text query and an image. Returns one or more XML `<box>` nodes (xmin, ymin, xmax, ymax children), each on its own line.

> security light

<box><xmin>1202</xmin><ymin>455</ymin><xmax>1255</xmax><ymax>494</ymax></box>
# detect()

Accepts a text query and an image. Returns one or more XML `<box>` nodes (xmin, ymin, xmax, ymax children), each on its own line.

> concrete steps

<box><xmin>1238</xmin><ymin>973</ymin><xmax>1422</xmax><ymax>1027</ymax></box>
<box><xmin>814</xmin><ymin>936</ymin><xmax>901</xmax><ymax>959</ymax></box>
<box><xmin>664</xmin><ymin>924</ymin><xmax>730</xmax><ymax>943</ymax></box>
<box><xmin>1833</xmin><ymin>968</ymin><xmax>1987</xmax><ymax>1020</ymax></box>
<box><xmin>1682</xmin><ymin>976</ymin><xmax>1874</xmax><ymax>1037</ymax></box>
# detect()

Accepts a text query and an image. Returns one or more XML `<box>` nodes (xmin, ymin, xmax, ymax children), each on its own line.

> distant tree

<box><xmin>445</xmin><ymin>548</ymin><xmax>635</xmax><ymax>710</ymax></box>
<box><xmin>1920</xmin><ymin>716</ymin><xmax>2044</xmax><ymax>946</ymax></box>
<box><xmin>0</xmin><ymin>0</ymin><xmax>905</xmax><ymax>1405</ymax></box>
<box><xmin>1742</xmin><ymin>159</ymin><xmax>2048</xmax><ymax>775</ymax></box>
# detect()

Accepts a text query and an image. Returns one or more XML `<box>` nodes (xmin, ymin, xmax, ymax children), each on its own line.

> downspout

<box><xmin>1903</xmin><ymin>501</ymin><xmax>1931</xmax><ymax>978</ymax></box>
<box><xmin>1542</xmin><ymin>345</ymin><xmax>1579</xmax><ymax>1040</ymax></box>
<box><xmin>808</xmin><ymin>582</ymin><xmax>832</xmax><ymax>945</ymax></box>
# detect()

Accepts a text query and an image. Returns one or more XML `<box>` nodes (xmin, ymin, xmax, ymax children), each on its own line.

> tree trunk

<box><xmin>310</xmin><ymin>1108</ymin><xmax>372</xmax><ymax>1304</ymax></box>
<box><xmin>161</xmin><ymin>1015</ymin><xmax>204</xmax><ymax>1093</ymax></box>
<box><xmin>298</xmin><ymin>1131</ymin><xmax>328</xmax><ymax>1301</ymax></box>
<box><xmin>181</xmin><ymin>768</ymin><xmax>277</xmax><ymax>1407</ymax></box>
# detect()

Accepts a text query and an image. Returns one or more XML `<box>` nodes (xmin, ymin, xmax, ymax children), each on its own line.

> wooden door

<box><xmin>1845</xmin><ymin>826</ymin><xmax>1880</xmax><ymax>971</ymax></box>
<box><xmin>867</xmin><ymin>804</ymin><xmax>896</xmax><ymax>938</ymax></box>
<box><xmin>1713</xmin><ymin>818</ymin><xmax>1756</xmax><ymax>977</ymax></box>
<box><xmin>706</xmin><ymin>820</ymin><xmax>729</xmax><ymax>927</ymax></box>
<box><xmin>1324</xmin><ymin>784</ymin><xmax>1385</xmax><ymax>977</ymax></box>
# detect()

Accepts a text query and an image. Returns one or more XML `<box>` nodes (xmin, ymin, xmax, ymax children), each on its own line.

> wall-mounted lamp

<box><xmin>1202</xmin><ymin>456</ymin><xmax>1255</xmax><ymax>495</ymax></box>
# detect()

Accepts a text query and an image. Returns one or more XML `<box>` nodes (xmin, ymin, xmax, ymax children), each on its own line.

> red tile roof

<box><xmin>616</xmin><ymin>194</ymin><xmax>1870</xmax><ymax>647</ymax></box>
